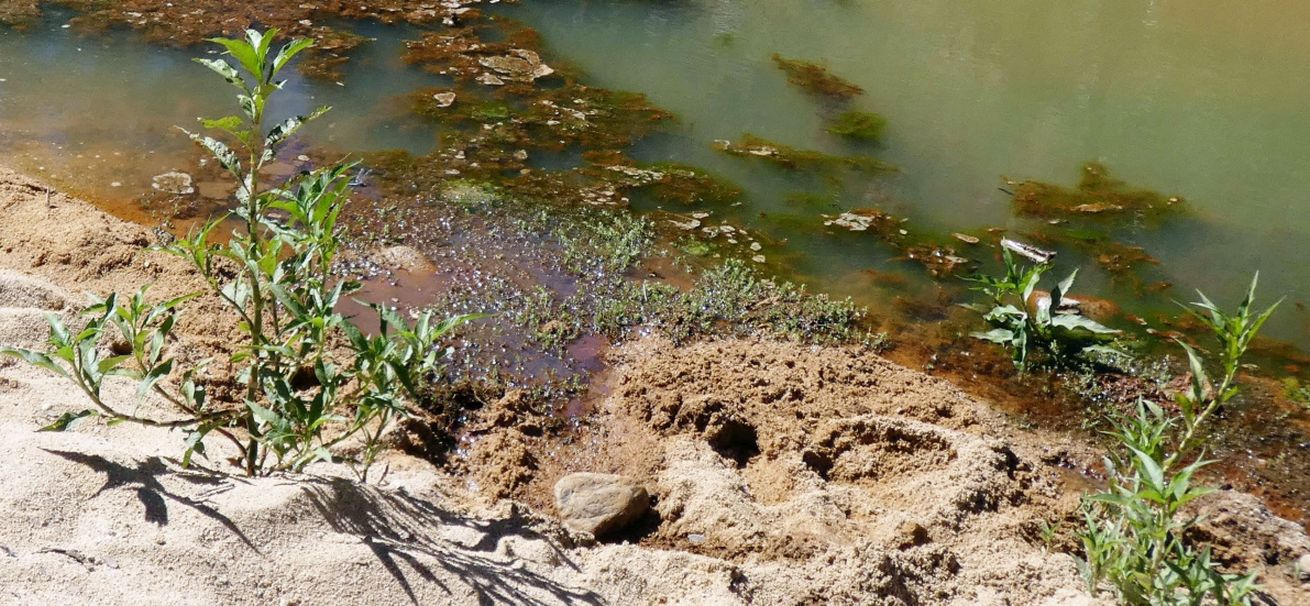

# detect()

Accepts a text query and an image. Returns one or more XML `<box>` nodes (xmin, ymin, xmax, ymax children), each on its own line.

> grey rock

<box><xmin>553</xmin><ymin>472</ymin><xmax>649</xmax><ymax>538</ymax></box>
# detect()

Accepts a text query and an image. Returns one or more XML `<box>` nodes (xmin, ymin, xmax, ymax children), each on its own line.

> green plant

<box><xmin>2</xmin><ymin>29</ymin><xmax>477</xmax><ymax>478</ymax></box>
<box><xmin>1079</xmin><ymin>275</ymin><xmax>1278</xmax><ymax>605</ymax></box>
<box><xmin>964</xmin><ymin>249</ymin><xmax>1119</xmax><ymax>372</ymax></box>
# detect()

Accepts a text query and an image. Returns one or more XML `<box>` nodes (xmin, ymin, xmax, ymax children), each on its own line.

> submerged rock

<box><xmin>554</xmin><ymin>472</ymin><xmax>649</xmax><ymax>538</ymax></box>
<box><xmin>151</xmin><ymin>171</ymin><xmax>194</xmax><ymax>195</ymax></box>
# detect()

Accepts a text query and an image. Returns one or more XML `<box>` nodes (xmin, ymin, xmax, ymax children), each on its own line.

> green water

<box><xmin>505</xmin><ymin>0</ymin><xmax>1310</xmax><ymax>342</ymax></box>
<box><xmin>3</xmin><ymin>2</ymin><xmax>1310</xmax><ymax>344</ymax></box>
<box><xmin>0</xmin><ymin>11</ymin><xmax>440</xmax><ymax>212</ymax></box>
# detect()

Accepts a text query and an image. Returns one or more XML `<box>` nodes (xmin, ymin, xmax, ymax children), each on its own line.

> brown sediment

<box><xmin>4</xmin><ymin>0</ymin><xmax>486</xmax><ymax>79</ymax></box>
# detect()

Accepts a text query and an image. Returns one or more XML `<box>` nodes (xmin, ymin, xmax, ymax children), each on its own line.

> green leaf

<box><xmin>39</xmin><ymin>409</ymin><xmax>97</xmax><ymax>432</ymax></box>
<box><xmin>1049</xmin><ymin>314</ymin><xmax>1119</xmax><ymax>335</ymax></box>
<box><xmin>137</xmin><ymin>359</ymin><xmax>174</xmax><ymax>398</ymax></box>
<box><xmin>180</xmin><ymin>129</ymin><xmax>241</xmax><ymax>174</ymax></box>
<box><xmin>272</xmin><ymin>38</ymin><xmax>315</xmax><ymax>76</ymax></box>
<box><xmin>1127</xmin><ymin>445</ymin><xmax>1165</xmax><ymax>494</ymax></box>
<box><xmin>246</xmin><ymin>401</ymin><xmax>283</xmax><ymax>426</ymax></box>
<box><xmin>208</xmin><ymin>35</ymin><xmax>262</xmax><ymax>79</ymax></box>
<box><xmin>192</xmin><ymin>58</ymin><xmax>246</xmax><ymax>90</ymax></box>
<box><xmin>971</xmin><ymin>328</ymin><xmax>1016</xmax><ymax>344</ymax></box>
<box><xmin>1</xmin><ymin>347</ymin><xmax>70</xmax><ymax>378</ymax></box>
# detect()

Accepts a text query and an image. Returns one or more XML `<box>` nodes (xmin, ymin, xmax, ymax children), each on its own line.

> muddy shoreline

<box><xmin>0</xmin><ymin>170</ymin><xmax>1306</xmax><ymax>603</ymax></box>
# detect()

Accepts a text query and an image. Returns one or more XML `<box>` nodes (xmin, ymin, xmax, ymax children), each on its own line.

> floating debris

<box><xmin>1001</xmin><ymin>238</ymin><xmax>1056</xmax><ymax>264</ymax></box>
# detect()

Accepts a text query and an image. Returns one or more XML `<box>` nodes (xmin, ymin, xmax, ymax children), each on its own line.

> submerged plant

<box><xmin>826</xmin><ymin>110</ymin><xmax>886</xmax><ymax>141</ymax></box>
<box><xmin>964</xmin><ymin>249</ymin><xmax>1120</xmax><ymax>372</ymax></box>
<box><xmin>771</xmin><ymin>53</ymin><xmax>864</xmax><ymax>100</ymax></box>
<box><xmin>1080</xmin><ymin>274</ymin><xmax>1277</xmax><ymax>605</ymax></box>
<box><xmin>2</xmin><ymin>29</ymin><xmax>477</xmax><ymax>478</ymax></box>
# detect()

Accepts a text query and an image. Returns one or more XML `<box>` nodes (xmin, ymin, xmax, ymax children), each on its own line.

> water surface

<box><xmin>507</xmin><ymin>0</ymin><xmax>1310</xmax><ymax>341</ymax></box>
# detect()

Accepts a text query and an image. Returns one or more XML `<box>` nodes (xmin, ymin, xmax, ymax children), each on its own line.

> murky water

<box><xmin>0</xmin><ymin>10</ymin><xmax>441</xmax><ymax>219</ymax></box>
<box><xmin>505</xmin><ymin>0</ymin><xmax>1310</xmax><ymax>343</ymax></box>
<box><xmin>4</xmin><ymin>2</ymin><xmax>1310</xmax><ymax>342</ymax></box>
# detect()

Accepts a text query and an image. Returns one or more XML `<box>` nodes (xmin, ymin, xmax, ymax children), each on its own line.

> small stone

<box><xmin>896</xmin><ymin>521</ymin><xmax>930</xmax><ymax>549</ymax></box>
<box><xmin>1298</xmin><ymin>553</ymin><xmax>1310</xmax><ymax>581</ymax></box>
<box><xmin>432</xmin><ymin>91</ymin><xmax>457</xmax><ymax>108</ymax></box>
<box><xmin>554</xmin><ymin>473</ymin><xmax>649</xmax><ymax>538</ymax></box>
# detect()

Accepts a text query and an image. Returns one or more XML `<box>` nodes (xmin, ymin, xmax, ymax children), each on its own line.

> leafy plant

<box><xmin>1080</xmin><ymin>274</ymin><xmax>1278</xmax><ymax>605</ymax></box>
<box><xmin>2</xmin><ymin>29</ymin><xmax>478</xmax><ymax>478</ymax></box>
<box><xmin>964</xmin><ymin>249</ymin><xmax>1119</xmax><ymax>372</ymax></box>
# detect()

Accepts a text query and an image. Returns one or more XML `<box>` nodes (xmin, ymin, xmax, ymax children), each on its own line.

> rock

<box><xmin>554</xmin><ymin>472</ymin><xmax>649</xmax><ymax>538</ymax></box>
<box><xmin>1298</xmin><ymin>553</ymin><xmax>1310</xmax><ymax>581</ymax></box>
<box><xmin>432</xmin><ymin>91</ymin><xmax>457</xmax><ymax>108</ymax></box>
<box><xmin>151</xmin><ymin>171</ymin><xmax>195</xmax><ymax>195</ymax></box>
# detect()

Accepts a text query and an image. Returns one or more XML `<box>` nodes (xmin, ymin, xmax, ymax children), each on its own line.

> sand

<box><xmin>0</xmin><ymin>168</ymin><xmax>1304</xmax><ymax>605</ymax></box>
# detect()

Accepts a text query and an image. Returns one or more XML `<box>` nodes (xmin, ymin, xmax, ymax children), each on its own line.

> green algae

<box><xmin>826</xmin><ymin>110</ymin><xmax>887</xmax><ymax>141</ymax></box>
<box><xmin>714</xmin><ymin>134</ymin><xmax>894</xmax><ymax>173</ymax></box>
<box><xmin>771</xmin><ymin>53</ymin><xmax>864</xmax><ymax>101</ymax></box>
<box><xmin>1008</xmin><ymin>162</ymin><xmax>1184</xmax><ymax>223</ymax></box>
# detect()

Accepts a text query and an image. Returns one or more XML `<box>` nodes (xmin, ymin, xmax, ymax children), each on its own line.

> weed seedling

<box><xmin>3</xmin><ymin>29</ymin><xmax>479</xmax><ymax>478</ymax></box>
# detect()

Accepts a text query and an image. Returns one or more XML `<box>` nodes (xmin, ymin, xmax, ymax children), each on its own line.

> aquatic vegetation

<box><xmin>964</xmin><ymin>249</ymin><xmax>1120</xmax><ymax>372</ymax></box>
<box><xmin>1081</xmin><ymin>275</ymin><xmax>1277</xmax><ymax>605</ymax></box>
<box><xmin>826</xmin><ymin>110</ymin><xmax>887</xmax><ymax>141</ymax></box>
<box><xmin>714</xmin><ymin>134</ymin><xmax>894</xmax><ymax>172</ymax></box>
<box><xmin>771</xmin><ymin>53</ymin><xmax>864</xmax><ymax>101</ymax></box>
<box><xmin>1</xmin><ymin>30</ymin><xmax>478</xmax><ymax>478</ymax></box>
<box><xmin>1008</xmin><ymin>162</ymin><xmax>1184</xmax><ymax>224</ymax></box>
<box><xmin>822</xmin><ymin>207</ymin><xmax>975</xmax><ymax>277</ymax></box>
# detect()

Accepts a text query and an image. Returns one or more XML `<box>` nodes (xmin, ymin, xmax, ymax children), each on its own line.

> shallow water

<box><xmin>505</xmin><ymin>0</ymin><xmax>1310</xmax><ymax>343</ymax></box>
<box><xmin>0</xmin><ymin>10</ymin><xmax>440</xmax><ymax>218</ymax></box>
<box><xmin>3</xmin><ymin>3</ymin><xmax>1308</xmax><ymax>343</ymax></box>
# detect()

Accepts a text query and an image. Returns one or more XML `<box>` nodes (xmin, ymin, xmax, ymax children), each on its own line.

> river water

<box><xmin>503</xmin><ymin>0</ymin><xmax>1310</xmax><ymax>344</ymax></box>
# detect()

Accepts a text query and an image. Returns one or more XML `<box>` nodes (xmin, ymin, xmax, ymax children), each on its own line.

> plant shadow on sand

<box><xmin>43</xmin><ymin>449</ymin><xmax>259</xmax><ymax>551</ymax></box>
<box><xmin>297</xmin><ymin>476</ymin><xmax>602</xmax><ymax>606</ymax></box>
<box><xmin>46</xmin><ymin>449</ymin><xmax>601</xmax><ymax>606</ymax></box>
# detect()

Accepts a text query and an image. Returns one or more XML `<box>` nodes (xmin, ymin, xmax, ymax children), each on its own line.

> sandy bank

<box><xmin>0</xmin><ymin>169</ymin><xmax>1304</xmax><ymax>604</ymax></box>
